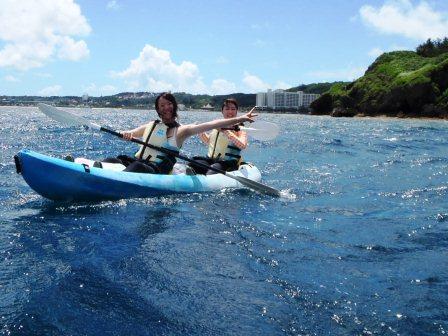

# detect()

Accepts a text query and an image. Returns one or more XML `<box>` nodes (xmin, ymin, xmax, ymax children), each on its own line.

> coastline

<box><xmin>353</xmin><ymin>113</ymin><xmax>448</xmax><ymax>121</ymax></box>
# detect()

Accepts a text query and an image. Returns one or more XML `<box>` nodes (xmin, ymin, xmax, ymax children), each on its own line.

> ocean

<box><xmin>1</xmin><ymin>106</ymin><xmax>447</xmax><ymax>335</ymax></box>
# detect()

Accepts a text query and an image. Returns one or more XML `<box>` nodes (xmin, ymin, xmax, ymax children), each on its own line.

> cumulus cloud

<box><xmin>242</xmin><ymin>72</ymin><xmax>271</xmax><ymax>92</ymax></box>
<box><xmin>0</xmin><ymin>0</ymin><xmax>91</xmax><ymax>70</ymax></box>
<box><xmin>39</xmin><ymin>85</ymin><xmax>62</xmax><ymax>96</ymax></box>
<box><xmin>275</xmin><ymin>81</ymin><xmax>292</xmax><ymax>90</ymax></box>
<box><xmin>113</xmin><ymin>44</ymin><xmax>291</xmax><ymax>94</ymax></box>
<box><xmin>360</xmin><ymin>0</ymin><xmax>448</xmax><ymax>40</ymax></box>
<box><xmin>113</xmin><ymin>44</ymin><xmax>208</xmax><ymax>94</ymax></box>
<box><xmin>210</xmin><ymin>79</ymin><xmax>237</xmax><ymax>95</ymax></box>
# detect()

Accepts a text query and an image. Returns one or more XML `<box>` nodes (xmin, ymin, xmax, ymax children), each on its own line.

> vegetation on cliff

<box><xmin>311</xmin><ymin>39</ymin><xmax>448</xmax><ymax>118</ymax></box>
<box><xmin>286</xmin><ymin>82</ymin><xmax>349</xmax><ymax>94</ymax></box>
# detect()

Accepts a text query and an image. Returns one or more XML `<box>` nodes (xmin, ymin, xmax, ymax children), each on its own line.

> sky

<box><xmin>1</xmin><ymin>0</ymin><xmax>448</xmax><ymax>97</ymax></box>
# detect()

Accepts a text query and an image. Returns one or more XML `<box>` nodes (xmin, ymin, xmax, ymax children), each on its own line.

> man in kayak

<box><xmin>189</xmin><ymin>98</ymin><xmax>250</xmax><ymax>175</ymax></box>
<box><xmin>101</xmin><ymin>93</ymin><xmax>257</xmax><ymax>174</ymax></box>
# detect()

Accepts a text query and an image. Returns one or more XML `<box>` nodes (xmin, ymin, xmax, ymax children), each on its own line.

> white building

<box><xmin>256</xmin><ymin>89</ymin><xmax>320</xmax><ymax>109</ymax></box>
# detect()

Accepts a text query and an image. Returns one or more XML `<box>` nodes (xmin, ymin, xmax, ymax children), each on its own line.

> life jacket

<box><xmin>207</xmin><ymin>129</ymin><xmax>242</xmax><ymax>163</ymax></box>
<box><xmin>134</xmin><ymin>120</ymin><xmax>180</xmax><ymax>164</ymax></box>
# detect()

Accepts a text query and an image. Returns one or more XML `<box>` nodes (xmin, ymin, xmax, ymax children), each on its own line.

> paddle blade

<box><xmin>242</xmin><ymin>121</ymin><xmax>279</xmax><ymax>141</ymax></box>
<box><xmin>231</xmin><ymin>174</ymin><xmax>281</xmax><ymax>197</ymax></box>
<box><xmin>37</xmin><ymin>103</ymin><xmax>100</xmax><ymax>130</ymax></box>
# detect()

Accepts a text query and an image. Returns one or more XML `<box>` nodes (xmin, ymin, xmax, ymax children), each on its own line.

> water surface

<box><xmin>1</xmin><ymin>106</ymin><xmax>447</xmax><ymax>335</ymax></box>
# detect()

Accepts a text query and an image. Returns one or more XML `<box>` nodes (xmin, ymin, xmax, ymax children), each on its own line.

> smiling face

<box><xmin>156</xmin><ymin>96</ymin><xmax>176</xmax><ymax>124</ymax></box>
<box><xmin>222</xmin><ymin>101</ymin><xmax>238</xmax><ymax>119</ymax></box>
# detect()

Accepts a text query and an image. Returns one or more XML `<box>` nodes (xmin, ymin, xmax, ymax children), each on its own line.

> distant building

<box><xmin>201</xmin><ymin>103</ymin><xmax>214</xmax><ymax>110</ymax></box>
<box><xmin>256</xmin><ymin>89</ymin><xmax>320</xmax><ymax>110</ymax></box>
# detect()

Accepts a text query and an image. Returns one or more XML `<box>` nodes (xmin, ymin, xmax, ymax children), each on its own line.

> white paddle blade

<box><xmin>242</xmin><ymin>121</ymin><xmax>279</xmax><ymax>141</ymax></box>
<box><xmin>37</xmin><ymin>103</ymin><xmax>101</xmax><ymax>130</ymax></box>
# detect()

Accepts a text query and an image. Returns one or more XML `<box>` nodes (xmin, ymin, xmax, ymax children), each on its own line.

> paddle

<box><xmin>37</xmin><ymin>103</ymin><xmax>281</xmax><ymax>197</ymax></box>
<box><xmin>223</xmin><ymin>121</ymin><xmax>279</xmax><ymax>141</ymax></box>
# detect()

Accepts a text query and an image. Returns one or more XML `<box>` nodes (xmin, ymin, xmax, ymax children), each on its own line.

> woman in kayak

<box><xmin>101</xmin><ymin>93</ymin><xmax>256</xmax><ymax>174</ymax></box>
<box><xmin>189</xmin><ymin>98</ymin><xmax>251</xmax><ymax>175</ymax></box>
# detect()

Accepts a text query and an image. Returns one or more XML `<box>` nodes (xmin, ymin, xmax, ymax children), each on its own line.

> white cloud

<box><xmin>57</xmin><ymin>37</ymin><xmax>89</xmax><ymax>61</ymax></box>
<box><xmin>113</xmin><ymin>44</ymin><xmax>289</xmax><ymax>95</ymax></box>
<box><xmin>4</xmin><ymin>75</ymin><xmax>19</xmax><ymax>82</ymax></box>
<box><xmin>107</xmin><ymin>1</ymin><xmax>120</xmax><ymax>10</ymax></box>
<box><xmin>210</xmin><ymin>79</ymin><xmax>237</xmax><ymax>95</ymax></box>
<box><xmin>113</xmin><ymin>44</ymin><xmax>208</xmax><ymax>94</ymax></box>
<box><xmin>275</xmin><ymin>81</ymin><xmax>292</xmax><ymax>90</ymax></box>
<box><xmin>360</xmin><ymin>0</ymin><xmax>448</xmax><ymax>40</ymax></box>
<box><xmin>39</xmin><ymin>85</ymin><xmax>62</xmax><ymax>96</ymax></box>
<box><xmin>242</xmin><ymin>72</ymin><xmax>271</xmax><ymax>92</ymax></box>
<box><xmin>309</xmin><ymin>66</ymin><xmax>366</xmax><ymax>81</ymax></box>
<box><xmin>0</xmin><ymin>0</ymin><xmax>91</xmax><ymax>70</ymax></box>
<box><xmin>83</xmin><ymin>83</ymin><xmax>118</xmax><ymax>96</ymax></box>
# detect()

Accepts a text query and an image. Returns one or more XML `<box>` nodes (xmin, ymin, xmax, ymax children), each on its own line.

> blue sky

<box><xmin>1</xmin><ymin>0</ymin><xmax>448</xmax><ymax>96</ymax></box>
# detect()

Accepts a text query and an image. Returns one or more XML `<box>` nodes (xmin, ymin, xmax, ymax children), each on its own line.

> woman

<box><xmin>102</xmin><ymin>93</ymin><xmax>256</xmax><ymax>174</ymax></box>
<box><xmin>189</xmin><ymin>98</ymin><xmax>251</xmax><ymax>175</ymax></box>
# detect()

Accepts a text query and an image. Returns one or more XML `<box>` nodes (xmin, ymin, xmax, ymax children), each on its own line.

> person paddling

<box><xmin>101</xmin><ymin>93</ymin><xmax>257</xmax><ymax>174</ymax></box>
<box><xmin>189</xmin><ymin>98</ymin><xmax>252</xmax><ymax>175</ymax></box>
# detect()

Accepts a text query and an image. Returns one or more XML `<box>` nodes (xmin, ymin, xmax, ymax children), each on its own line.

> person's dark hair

<box><xmin>155</xmin><ymin>92</ymin><xmax>178</xmax><ymax>119</ymax></box>
<box><xmin>222</xmin><ymin>98</ymin><xmax>238</xmax><ymax>111</ymax></box>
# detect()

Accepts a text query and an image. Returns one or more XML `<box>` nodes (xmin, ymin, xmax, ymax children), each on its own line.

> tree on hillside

<box><xmin>416</xmin><ymin>37</ymin><xmax>448</xmax><ymax>57</ymax></box>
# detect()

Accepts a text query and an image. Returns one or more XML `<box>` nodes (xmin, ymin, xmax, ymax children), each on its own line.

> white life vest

<box><xmin>135</xmin><ymin>121</ymin><xmax>180</xmax><ymax>163</ymax></box>
<box><xmin>207</xmin><ymin>129</ymin><xmax>242</xmax><ymax>163</ymax></box>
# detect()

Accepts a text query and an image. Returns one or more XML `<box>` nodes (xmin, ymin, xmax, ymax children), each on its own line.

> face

<box><xmin>157</xmin><ymin>96</ymin><xmax>175</xmax><ymax>123</ymax></box>
<box><xmin>222</xmin><ymin>103</ymin><xmax>238</xmax><ymax>119</ymax></box>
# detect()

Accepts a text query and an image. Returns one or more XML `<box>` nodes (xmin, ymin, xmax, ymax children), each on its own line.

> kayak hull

<box><xmin>15</xmin><ymin>149</ymin><xmax>262</xmax><ymax>202</ymax></box>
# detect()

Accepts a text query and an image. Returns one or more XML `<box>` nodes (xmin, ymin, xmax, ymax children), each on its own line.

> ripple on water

<box><xmin>1</xmin><ymin>108</ymin><xmax>448</xmax><ymax>335</ymax></box>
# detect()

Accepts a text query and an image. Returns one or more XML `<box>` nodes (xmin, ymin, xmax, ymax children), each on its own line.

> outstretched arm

<box><xmin>177</xmin><ymin>108</ymin><xmax>257</xmax><ymax>146</ymax></box>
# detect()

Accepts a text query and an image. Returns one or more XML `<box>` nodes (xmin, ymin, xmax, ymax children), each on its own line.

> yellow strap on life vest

<box><xmin>135</xmin><ymin>121</ymin><xmax>171</xmax><ymax>162</ymax></box>
<box><xmin>207</xmin><ymin>129</ymin><xmax>242</xmax><ymax>164</ymax></box>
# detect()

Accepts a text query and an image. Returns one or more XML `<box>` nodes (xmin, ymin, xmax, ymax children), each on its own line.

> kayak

<box><xmin>14</xmin><ymin>149</ymin><xmax>262</xmax><ymax>202</ymax></box>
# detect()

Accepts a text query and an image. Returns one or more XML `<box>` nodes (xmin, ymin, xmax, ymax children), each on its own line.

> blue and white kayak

<box><xmin>15</xmin><ymin>149</ymin><xmax>262</xmax><ymax>202</ymax></box>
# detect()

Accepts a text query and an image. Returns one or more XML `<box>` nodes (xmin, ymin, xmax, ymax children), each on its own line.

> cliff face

<box><xmin>310</xmin><ymin>51</ymin><xmax>448</xmax><ymax>118</ymax></box>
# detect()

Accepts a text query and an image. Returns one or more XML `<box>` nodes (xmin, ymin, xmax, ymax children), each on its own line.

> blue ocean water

<box><xmin>1</xmin><ymin>106</ymin><xmax>447</xmax><ymax>335</ymax></box>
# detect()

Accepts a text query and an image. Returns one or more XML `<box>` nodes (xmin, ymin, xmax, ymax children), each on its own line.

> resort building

<box><xmin>256</xmin><ymin>89</ymin><xmax>320</xmax><ymax>110</ymax></box>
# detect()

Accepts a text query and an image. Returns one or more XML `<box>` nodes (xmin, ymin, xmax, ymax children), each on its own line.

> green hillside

<box><xmin>311</xmin><ymin>49</ymin><xmax>448</xmax><ymax>118</ymax></box>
